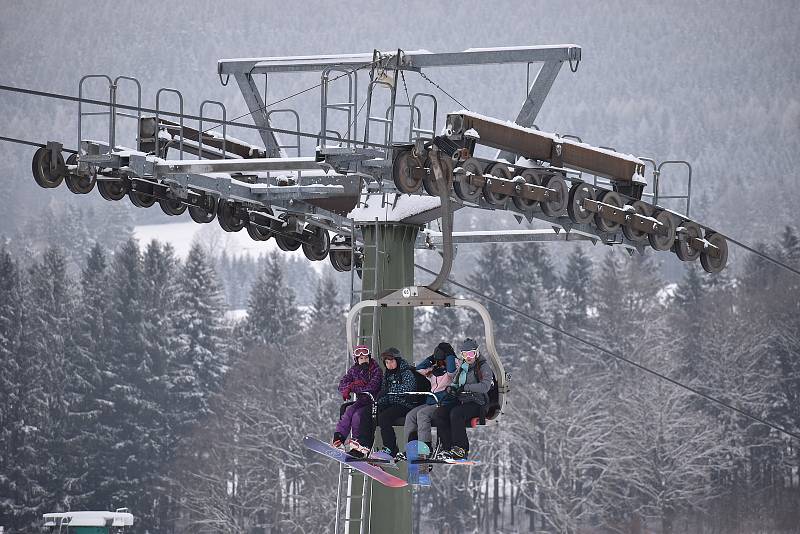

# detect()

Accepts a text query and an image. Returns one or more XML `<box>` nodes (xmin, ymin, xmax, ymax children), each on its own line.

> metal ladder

<box><xmin>77</xmin><ymin>74</ymin><xmax>141</xmax><ymax>157</ymax></box>
<box><xmin>363</xmin><ymin>50</ymin><xmax>401</xmax><ymax>158</ymax></box>
<box><xmin>335</xmin><ymin>219</ymin><xmax>386</xmax><ymax>534</ymax></box>
<box><xmin>320</xmin><ymin>66</ymin><xmax>358</xmax><ymax>148</ymax></box>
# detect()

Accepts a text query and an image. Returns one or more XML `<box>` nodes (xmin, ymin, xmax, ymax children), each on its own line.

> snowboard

<box><xmin>405</xmin><ymin>440</ymin><xmax>431</xmax><ymax>486</ymax></box>
<box><xmin>303</xmin><ymin>436</ymin><xmax>407</xmax><ymax>488</ymax></box>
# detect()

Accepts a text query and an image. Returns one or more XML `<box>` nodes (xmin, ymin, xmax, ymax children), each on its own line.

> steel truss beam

<box><xmin>218</xmin><ymin>45</ymin><xmax>581</xmax><ymax>75</ymax></box>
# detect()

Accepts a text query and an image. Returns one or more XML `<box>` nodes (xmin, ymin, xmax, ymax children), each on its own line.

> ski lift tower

<box><xmin>30</xmin><ymin>43</ymin><xmax>730</xmax><ymax>534</ymax></box>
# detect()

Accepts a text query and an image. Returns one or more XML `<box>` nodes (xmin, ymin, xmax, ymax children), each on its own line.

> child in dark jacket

<box><xmin>334</xmin><ymin>345</ymin><xmax>383</xmax><ymax>457</ymax></box>
<box><xmin>366</xmin><ymin>347</ymin><xmax>418</xmax><ymax>457</ymax></box>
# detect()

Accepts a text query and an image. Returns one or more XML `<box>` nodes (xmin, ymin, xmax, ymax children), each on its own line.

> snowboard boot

<box><xmin>441</xmin><ymin>446</ymin><xmax>467</xmax><ymax>461</ymax></box>
<box><xmin>347</xmin><ymin>438</ymin><xmax>369</xmax><ymax>458</ymax></box>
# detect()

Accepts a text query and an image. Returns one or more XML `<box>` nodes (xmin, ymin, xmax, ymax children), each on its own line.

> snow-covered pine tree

<box><xmin>170</xmin><ymin>240</ymin><xmax>229</xmax><ymax>429</ymax></box>
<box><xmin>311</xmin><ymin>270</ymin><xmax>342</xmax><ymax>327</ymax></box>
<box><xmin>63</xmin><ymin>242</ymin><xmax>111</xmax><ymax>510</ymax></box>
<box><xmin>245</xmin><ymin>250</ymin><xmax>302</xmax><ymax>345</ymax></box>
<box><xmin>26</xmin><ymin>247</ymin><xmax>75</xmax><ymax>514</ymax></box>
<box><xmin>99</xmin><ymin>238</ymin><xmax>161</xmax><ymax>528</ymax></box>
<box><xmin>465</xmin><ymin>242</ymin><xmax>511</xmax><ymax>345</ymax></box>
<box><xmin>671</xmin><ymin>263</ymin><xmax>710</xmax><ymax>376</ymax></box>
<box><xmin>140</xmin><ymin>240</ymin><xmax>184</xmax><ymax>531</ymax></box>
<box><xmin>505</xmin><ymin>243</ymin><xmax>556</xmax><ymax>379</ymax></box>
<box><xmin>0</xmin><ymin>244</ymin><xmax>38</xmax><ymax>531</ymax></box>
<box><xmin>561</xmin><ymin>247</ymin><xmax>594</xmax><ymax>331</ymax></box>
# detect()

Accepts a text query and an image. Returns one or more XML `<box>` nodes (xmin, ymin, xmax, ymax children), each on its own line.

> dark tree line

<box><xmin>0</xmin><ymin>238</ymin><xmax>229</xmax><ymax>532</ymax></box>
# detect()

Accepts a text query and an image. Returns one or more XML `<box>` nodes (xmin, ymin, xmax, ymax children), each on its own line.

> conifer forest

<box><xmin>1</xmin><ymin>1</ymin><xmax>799</xmax><ymax>533</ymax></box>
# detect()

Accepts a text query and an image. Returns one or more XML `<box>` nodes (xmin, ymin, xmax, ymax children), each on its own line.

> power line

<box><xmin>414</xmin><ymin>263</ymin><xmax>800</xmax><ymax>441</ymax></box>
<box><xmin>0</xmin><ymin>84</ymin><xmax>392</xmax><ymax>151</ymax></box>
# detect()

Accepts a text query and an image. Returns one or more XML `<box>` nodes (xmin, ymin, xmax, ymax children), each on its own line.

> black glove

<box><xmin>445</xmin><ymin>385</ymin><xmax>462</xmax><ymax>396</ymax></box>
<box><xmin>434</xmin><ymin>342</ymin><xmax>455</xmax><ymax>359</ymax></box>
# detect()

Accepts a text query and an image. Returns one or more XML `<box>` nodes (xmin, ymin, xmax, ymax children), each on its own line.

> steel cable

<box><xmin>414</xmin><ymin>263</ymin><xmax>800</xmax><ymax>441</ymax></box>
<box><xmin>0</xmin><ymin>83</ymin><xmax>392</xmax><ymax>151</ymax></box>
<box><xmin>0</xmin><ymin>135</ymin><xmax>77</xmax><ymax>153</ymax></box>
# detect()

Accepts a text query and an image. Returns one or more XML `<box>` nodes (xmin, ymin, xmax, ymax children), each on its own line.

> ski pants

<box><xmin>362</xmin><ymin>404</ymin><xmax>412</xmax><ymax>455</ymax></box>
<box><xmin>336</xmin><ymin>398</ymin><xmax>372</xmax><ymax>440</ymax></box>
<box><xmin>404</xmin><ymin>403</ymin><xmax>439</xmax><ymax>445</ymax></box>
<box><xmin>433</xmin><ymin>402</ymin><xmax>484</xmax><ymax>452</ymax></box>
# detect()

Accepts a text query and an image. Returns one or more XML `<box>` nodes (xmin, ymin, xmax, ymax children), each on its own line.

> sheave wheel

<box><xmin>246</xmin><ymin>208</ymin><xmax>273</xmax><ymax>241</ymax></box>
<box><xmin>217</xmin><ymin>199</ymin><xmax>246</xmax><ymax>232</ymax></box>
<box><xmin>422</xmin><ymin>155</ymin><xmax>453</xmax><ymax>197</ymax></box>
<box><xmin>129</xmin><ymin>188</ymin><xmax>156</xmax><ymax>208</ymax></box>
<box><xmin>622</xmin><ymin>200</ymin><xmax>651</xmax><ymax>242</ymax></box>
<box><xmin>675</xmin><ymin>221</ymin><xmax>702</xmax><ymax>262</ymax></box>
<box><xmin>567</xmin><ymin>182</ymin><xmax>595</xmax><ymax>224</ymax></box>
<box><xmin>594</xmin><ymin>190</ymin><xmax>622</xmax><ymax>233</ymax></box>
<box><xmin>330</xmin><ymin>249</ymin><xmax>352</xmax><ymax>272</ymax></box>
<box><xmin>392</xmin><ymin>150</ymin><xmax>423</xmax><ymax>194</ymax></box>
<box><xmin>273</xmin><ymin>214</ymin><xmax>302</xmax><ymax>251</ymax></box>
<box><xmin>302</xmin><ymin>226</ymin><xmax>330</xmax><ymax>261</ymax></box>
<box><xmin>482</xmin><ymin>163</ymin><xmax>510</xmax><ymax>205</ymax></box>
<box><xmin>31</xmin><ymin>147</ymin><xmax>66</xmax><ymax>189</ymax></box>
<box><xmin>512</xmin><ymin>169</ymin><xmax>541</xmax><ymax>212</ymax></box>
<box><xmin>159</xmin><ymin>198</ymin><xmax>187</xmax><ymax>216</ymax></box>
<box><xmin>540</xmin><ymin>174</ymin><xmax>568</xmax><ymax>217</ymax></box>
<box><xmin>64</xmin><ymin>153</ymin><xmax>96</xmax><ymax>194</ymax></box>
<box><xmin>453</xmin><ymin>157</ymin><xmax>483</xmax><ymax>202</ymax></box>
<box><xmin>648</xmin><ymin>209</ymin><xmax>676</xmax><ymax>251</ymax></box>
<box><xmin>700</xmin><ymin>232</ymin><xmax>728</xmax><ymax>273</ymax></box>
<box><xmin>97</xmin><ymin>179</ymin><xmax>127</xmax><ymax>201</ymax></box>
<box><xmin>188</xmin><ymin>197</ymin><xmax>218</xmax><ymax>224</ymax></box>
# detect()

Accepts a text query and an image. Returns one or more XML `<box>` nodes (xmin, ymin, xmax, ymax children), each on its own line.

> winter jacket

<box><xmin>416</xmin><ymin>354</ymin><xmax>457</xmax><ymax>405</ymax></box>
<box><xmin>377</xmin><ymin>356</ymin><xmax>417</xmax><ymax>408</ymax></box>
<box><xmin>338</xmin><ymin>358</ymin><xmax>382</xmax><ymax>402</ymax></box>
<box><xmin>451</xmin><ymin>356</ymin><xmax>494</xmax><ymax>406</ymax></box>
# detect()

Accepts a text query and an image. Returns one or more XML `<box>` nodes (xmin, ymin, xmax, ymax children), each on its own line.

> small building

<box><xmin>42</xmin><ymin>510</ymin><xmax>134</xmax><ymax>533</ymax></box>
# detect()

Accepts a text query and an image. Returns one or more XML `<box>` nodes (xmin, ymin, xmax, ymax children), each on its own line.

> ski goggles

<box><xmin>460</xmin><ymin>350</ymin><xmax>478</xmax><ymax>360</ymax></box>
<box><xmin>353</xmin><ymin>345</ymin><xmax>371</xmax><ymax>358</ymax></box>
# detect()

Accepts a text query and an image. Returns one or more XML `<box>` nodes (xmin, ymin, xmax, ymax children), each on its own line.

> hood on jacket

<box><xmin>384</xmin><ymin>355</ymin><xmax>412</xmax><ymax>374</ymax></box>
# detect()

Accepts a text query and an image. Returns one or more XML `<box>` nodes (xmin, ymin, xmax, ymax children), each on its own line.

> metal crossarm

<box><xmin>218</xmin><ymin>45</ymin><xmax>581</xmax><ymax>74</ymax></box>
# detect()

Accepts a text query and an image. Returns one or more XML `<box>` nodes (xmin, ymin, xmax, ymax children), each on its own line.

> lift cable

<box><xmin>0</xmin><ymin>135</ymin><xmax>77</xmax><ymax>153</ymax></box>
<box><xmin>0</xmin><ymin>84</ymin><xmax>393</xmax><ymax>151</ymax></box>
<box><xmin>414</xmin><ymin>263</ymin><xmax>800</xmax><ymax>442</ymax></box>
<box><xmin>723</xmin><ymin>235</ymin><xmax>800</xmax><ymax>277</ymax></box>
